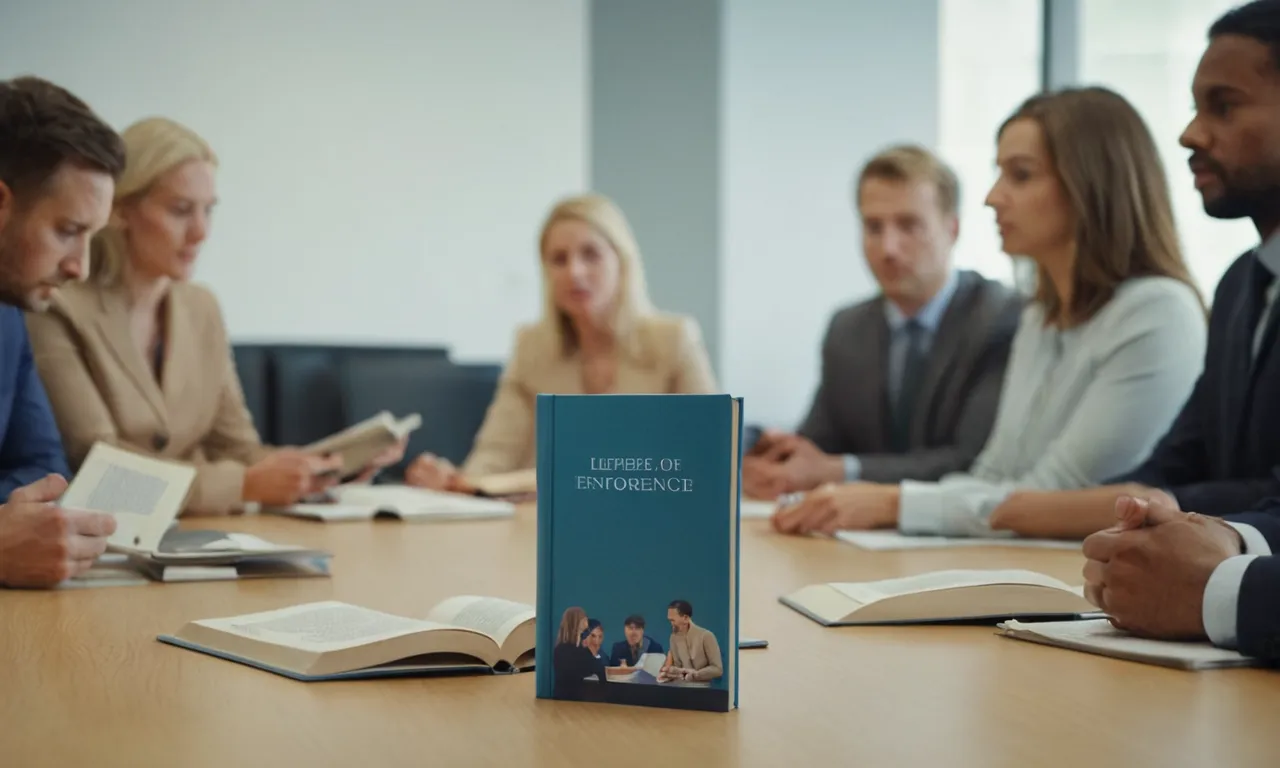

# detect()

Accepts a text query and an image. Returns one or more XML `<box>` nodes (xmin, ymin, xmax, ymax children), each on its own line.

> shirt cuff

<box><xmin>1227</xmin><ymin>523</ymin><xmax>1272</xmax><ymax>556</ymax></box>
<box><xmin>898</xmin><ymin>480</ymin><xmax>948</xmax><ymax>535</ymax></box>
<box><xmin>1202</xmin><ymin>555</ymin><xmax>1259</xmax><ymax>649</ymax></box>
<box><xmin>842</xmin><ymin>454</ymin><xmax>861</xmax><ymax>482</ymax></box>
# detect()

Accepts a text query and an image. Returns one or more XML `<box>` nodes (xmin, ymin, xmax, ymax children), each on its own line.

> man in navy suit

<box><xmin>1083</xmin><ymin>496</ymin><xmax>1280</xmax><ymax>664</ymax></box>
<box><xmin>608</xmin><ymin>614</ymin><xmax>665</xmax><ymax>667</ymax></box>
<box><xmin>0</xmin><ymin>76</ymin><xmax>124</xmax><ymax>587</ymax></box>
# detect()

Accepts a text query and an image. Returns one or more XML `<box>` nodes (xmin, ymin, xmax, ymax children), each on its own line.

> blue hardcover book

<box><xmin>534</xmin><ymin>393</ymin><xmax>743</xmax><ymax>713</ymax></box>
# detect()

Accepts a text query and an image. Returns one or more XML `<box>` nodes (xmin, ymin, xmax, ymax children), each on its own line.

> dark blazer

<box><xmin>1112</xmin><ymin>252</ymin><xmax>1280</xmax><ymax>516</ymax></box>
<box><xmin>1220</xmin><ymin>509</ymin><xmax>1280</xmax><ymax>663</ymax></box>
<box><xmin>608</xmin><ymin>635</ymin><xmax>664</xmax><ymax>667</ymax></box>
<box><xmin>797</xmin><ymin>269</ymin><xmax>1023</xmax><ymax>482</ymax></box>
<box><xmin>552</xmin><ymin>642</ymin><xmax>606</xmax><ymax>700</ymax></box>
<box><xmin>0</xmin><ymin>306</ymin><xmax>69</xmax><ymax>500</ymax></box>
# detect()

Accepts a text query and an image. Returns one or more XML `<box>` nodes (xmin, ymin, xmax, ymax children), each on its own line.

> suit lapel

<box><xmin>909</xmin><ymin>276</ymin><xmax>973</xmax><ymax>444</ymax></box>
<box><xmin>867</xmin><ymin>303</ymin><xmax>892</xmax><ymax>449</ymax></box>
<box><xmin>159</xmin><ymin>293</ymin><xmax>188</xmax><ymax>414</ymax></box>
<box><xmin>94</xmin><ymin>286</ymin><xmax>167</xmax><ymax>422</ymax></box>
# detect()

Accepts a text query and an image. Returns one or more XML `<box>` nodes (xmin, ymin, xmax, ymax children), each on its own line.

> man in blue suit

<box><xmin>1083</xmin><ymin>496</ymin><xmax>1280</xmax><ymax>664</ymax></box>
<box><xmin>608</xmin><ymin>614</ymin><xmax>665</xmax><ymax>668</ymax></box>
<box><xmin>0</xmin><ymin>76</ymin><xmax>124</xmax><ymax>587</ymax></box>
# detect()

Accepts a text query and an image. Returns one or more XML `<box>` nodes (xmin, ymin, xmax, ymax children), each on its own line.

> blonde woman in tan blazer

<box><xmin>25</xmin><ymin>117</ymin><xmax>400</xmax><ymax>515</ymax></box>
<box><xmin>406</xmin><ymin>193</ymin><xmax>718</xmax><ymax>491</ymax></box>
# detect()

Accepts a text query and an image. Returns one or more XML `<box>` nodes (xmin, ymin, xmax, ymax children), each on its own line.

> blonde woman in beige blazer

<box><xmin>406</xmin><ymin>193</ymin><xmax>719</xmax><ymax>491</ymax></box>
<box><xmin>26</xmin><ymin>117</ymin><xmax>400</xmax><ymax>515</ymax></box>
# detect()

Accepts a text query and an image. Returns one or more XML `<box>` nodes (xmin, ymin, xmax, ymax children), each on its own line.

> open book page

<box><xmin>999</xmin><ymin>618</ymin><xmax>1255</xmax><ymax>669</ymax></box>
<box><xmin>328</xmin><ymin>484</ymin><xmax>514</xmax><ymax>519</ymax></box>
<box><xmin>835</xmin><ymin>530</ymin><xmax>1080</xmax><ymax>551</ymax></box>
<box><xmin>426</xmin><ymin>596</ymin><xmax>535</xmax><ymax>650</ymax></box>
<box><xmin>196</xmin><ymin>601</ymin><xmax>443</xmax><ymax>652</ymax></box>
<box><xmin>831</xmin><ymin>569</ymin><xmax>1078</xmax><ymax>606</ymax></box>
<box><xmin>60</xmin><ymin>442</ymin><xmax>197</xmax><ymax>553</ymax></box>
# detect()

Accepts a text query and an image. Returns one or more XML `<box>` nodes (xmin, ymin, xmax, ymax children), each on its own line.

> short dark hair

<box><xmin>0</xmin><ymin>76</ymin><xmax>125</xmax><ymax>198</ymax></box>
<box><xmin>623</xmin><ymin>614</ymin><xmax>645</xmax><ymax>629</ymax></box>
<box><xmin>668</xmin><ymin>600</ymin><xmax>693</xmax><ymax>618</ymax></box>
<box><xmin>1210</xmin><ymin>1</ymin><xmax>1280</xmax><ymax>71</ymax></box>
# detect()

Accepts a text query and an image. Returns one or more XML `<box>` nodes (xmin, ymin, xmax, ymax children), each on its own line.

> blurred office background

<box><xmin>0</xmin><ymin>0</ymin><xmax>1253</xmax><ymax>434</ymax></box>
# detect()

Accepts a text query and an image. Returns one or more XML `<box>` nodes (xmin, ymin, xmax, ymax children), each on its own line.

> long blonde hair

<box><xmin>89</xmin><ymin>117</ymin><xmax>217</xmax><ymax>285</ymax></box>
<box><xmin>537</xmin><ymin>193</ymin><xmax>656</xmax><ymax>359</ymax></box>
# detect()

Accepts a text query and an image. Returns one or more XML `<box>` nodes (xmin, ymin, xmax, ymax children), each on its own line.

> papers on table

<box><xmin>740</xmin><ymin>499</ymin><xmax>777</xmax><ymax>519</ymax></box>
<box><xmin>835</xmin><ymin>530</ymin><xmax>1081</xmax><ymax>551</ymax></box>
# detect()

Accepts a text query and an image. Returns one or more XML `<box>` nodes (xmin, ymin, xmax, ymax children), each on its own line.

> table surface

<box><xmin>3</xmin><ymin>506</ymin><xmax>1279</xmax><ymax>768</ymax></box>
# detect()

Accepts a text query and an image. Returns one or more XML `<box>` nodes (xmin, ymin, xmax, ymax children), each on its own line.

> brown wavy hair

<box><xmin>998</xmin><ymin>86</ymin><xmax>1204</xmax><ymax>326</ymax></box>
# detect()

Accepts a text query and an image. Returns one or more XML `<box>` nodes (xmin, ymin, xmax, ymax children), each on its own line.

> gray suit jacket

<box><xmin>798</xmin><ymin>269</ymin><xmax>1023</xmax><ymax>482</ymax></box>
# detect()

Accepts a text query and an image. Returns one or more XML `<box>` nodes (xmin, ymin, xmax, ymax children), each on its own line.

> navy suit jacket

<box><xmin>1112</xmin><ymin>252</ymin><xmax>1280</xmax><ymax>516</ymax></box>
<box><xmin>608</xmin><ymin>635</ymin><xmax>664</xmax><ymax>667</ymax></box>
<box><xmin>1223</xmin><ymin>510</ymin><xmax>1280</xmax><ymax>663</ymax></box>
<box><xmin>0</xmin><ymin>305</ymin><xmax>69</xmax><ymax>500</ymax></box>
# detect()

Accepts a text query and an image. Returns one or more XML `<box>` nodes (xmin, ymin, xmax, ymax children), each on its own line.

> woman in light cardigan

<box><xmin>773</xmin><ymin>86</ymin><xmax>1208</xmax><ymax>538</ymax></box>
<box><xmin>405</xmin><ymin>193</ymin><xmax>718</xmax><ymax>492</ymax></box>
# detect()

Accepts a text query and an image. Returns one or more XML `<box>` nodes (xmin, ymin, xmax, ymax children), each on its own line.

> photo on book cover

<box><xmin>552</xmin><ymin>601</ymin><xmax>725</xmax><ymax>701</ymax></box>
<box><xmin>534</xmin><ymin>393</ymin><xmax>741</xmax><ymax>713</ymax></box>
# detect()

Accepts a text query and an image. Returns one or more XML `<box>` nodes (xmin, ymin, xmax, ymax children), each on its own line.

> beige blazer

<box><xmin>668</xmin><ymin>622</ymin><xmax>723</xmax><ymax>681</ymax></box>
<box><xmin>462</xmin><ymin>313</ymin><xmax>719</xmax><ymax>476</ymax></box>
<box><xmin>25</xmin><ymin>280</ymin><xmax>270</xmax><ymax>515</ymax></box>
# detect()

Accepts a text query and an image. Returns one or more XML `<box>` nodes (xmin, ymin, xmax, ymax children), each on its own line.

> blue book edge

<box><xmin>534</xmin><ymin>393</ymin><xmax>556</xmax><ymax>699</ymax></box>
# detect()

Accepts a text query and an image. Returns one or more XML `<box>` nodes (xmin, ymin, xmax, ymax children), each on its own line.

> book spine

<box><xmin>733</xmin><ymin>396</ymin><xmax>744</xmax><ymax>710</ymax></box>
<box><xmin>533</xmin><ymin>394</ymin><xmax>556</xmax><ymax>699</ymax></box>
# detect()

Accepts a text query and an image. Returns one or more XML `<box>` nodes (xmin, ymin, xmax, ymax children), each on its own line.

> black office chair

<box><xmin>230</xmin><ymin>345</ymin><xmax>273</xmax><ymax>443</ymax></box>
<box><xmin>338</xmin><ymin>355</ymin><xmax>502</xmax><ymax>478</ymax></box>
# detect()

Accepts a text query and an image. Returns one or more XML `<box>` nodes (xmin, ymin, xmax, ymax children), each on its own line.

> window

<box><xmin>938</xmin><ymin>0</ymin><xmax>1044</xmax><ymax>285</ymax></box>
<box><xmin>1079</xmin><ymin>0</ymin><xmax>1258</xmax><ymax>298</ymax></box>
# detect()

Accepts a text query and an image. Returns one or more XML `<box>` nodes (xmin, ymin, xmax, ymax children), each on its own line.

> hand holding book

<box><xmin>0</xmin><ymin>473</ymin><xmax>117</xmax><ymax>588</ymax></box>
<box><xmin>244</xmin><ymin>450</ymin><xmax>343</xmax><ymax>507</ymax></box>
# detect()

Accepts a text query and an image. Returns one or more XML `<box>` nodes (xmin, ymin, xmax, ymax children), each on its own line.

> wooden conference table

<box><xmin>2</xmin><ymin>504</ymin><xmax>1279</xmax><ymax>767</ymax></box>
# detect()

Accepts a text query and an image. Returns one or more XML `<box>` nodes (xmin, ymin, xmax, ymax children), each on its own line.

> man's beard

<box><xmin>0</xmin><ymin>233</ymin><xmax>57</xmax><ymax>311</ymax></box>
<box><xmin>1199</xmin><ymin>157</ymin><xmax>1280</xmax><ymax>222</ymax></box>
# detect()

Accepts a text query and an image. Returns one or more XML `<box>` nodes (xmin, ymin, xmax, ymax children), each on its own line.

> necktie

<box><xmin>891</xmin><ymin>320</ymin><xmax>927</xmax><ymax>452</ymax></box>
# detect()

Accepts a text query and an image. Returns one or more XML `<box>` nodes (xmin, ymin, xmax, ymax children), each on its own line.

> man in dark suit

<box><xmin>0</xmin><ymin>76</ymin><xmax>123</xmax><ymax>587</ymax></box>
<box><xmin>1083</xmin><ymin>495</ymin><xmax>1279</xmax><ymax>664</ymax></box>
<box><xmin>989</xmin><ymin>0</ymin><xmax>1280</xmax><ymax>537</ymax></box>
<box><xmin>608</xmin><ymin>614</ymin><xmax>664</xmax><ymax>667</ymax></box>
<box><xmin>743</xmin><ymin>145</ymin><xmax>1023</xmax><ymax>498</ymax></box>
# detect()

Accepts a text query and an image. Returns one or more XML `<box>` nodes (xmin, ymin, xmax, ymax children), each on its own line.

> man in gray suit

<box><xmin>744</xmin><ymin>145</ymin><xmax>1023</xmax><ymax>499</ymax></box>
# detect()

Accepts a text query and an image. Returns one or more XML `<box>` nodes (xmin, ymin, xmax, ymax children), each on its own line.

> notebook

<box><xmin>997</xmin><ymin>618</ymin><xmax>1259</xmax><ymax>670</ymax></box>
<box><xmin>835</xmin><ymin>530</ymin><xmax>1081</xmax><ymax>551</ymax></box>
<box><xmin>780</xmin><ymin>569</ymin><xmax>1097</xmax><ymax>626</ymax></box>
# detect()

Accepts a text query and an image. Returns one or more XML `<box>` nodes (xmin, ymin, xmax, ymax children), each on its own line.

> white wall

<box><xmin>0</xmin><ymin>0</ymin><xmax>588</xmax><ymax>360</ymax></box>
<box><xmin>720</xmin><ymin>0</ymin><xmax>941</xmax><ymax>428</ymax></box>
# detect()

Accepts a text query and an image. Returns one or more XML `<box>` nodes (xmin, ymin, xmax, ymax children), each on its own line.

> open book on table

<box><xmin>780</xmin><ymin>569</ymin><xmax>1098</xmax><ymax>626</ymax></box>
<box><xmin>270</xmin><ymin>484</ymin><xmax>515</xmax><ymax>522</ymax></box>
<box><xmin>997</xmin><ymin>618</ymin><xmax>1259</xmax><ymax>670</ymax></box>
<box><xmin>158</xmin><ymin>596</ymin><xmax>536</xmax><ymax>681</ymax></box>
<box><xmin>61</xmin><ymin>442</ymin><xmax>329</xmax><ymax>581</ymax></box>
<box><xmin>303</xmin><ymin>410</ymin><xmax>421</xmax><ymax>480</ymax></box>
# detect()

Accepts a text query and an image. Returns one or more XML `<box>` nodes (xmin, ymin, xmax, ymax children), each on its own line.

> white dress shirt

<box><xmin>1202</xmin><ymin>523</ymin><xmax>1273</xmax><ymax>648</ymax></box>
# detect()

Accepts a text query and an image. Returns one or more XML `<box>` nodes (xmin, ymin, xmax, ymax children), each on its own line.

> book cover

<box><xmin>534</xmin><ymin>393</ymin><xmax>742</xmax><ymax>713</ymax></box>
